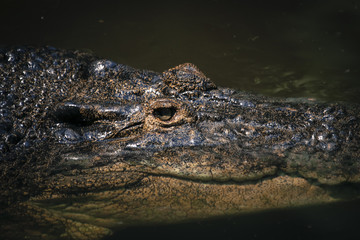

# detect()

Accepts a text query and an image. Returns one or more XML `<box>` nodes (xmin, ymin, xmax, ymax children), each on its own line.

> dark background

<box><xmin>1</xmin><ymin>1</ymin><xmax>360</xmax><ymax>239</ymax></box>
<box><xmin>1</xmin><ymin>0</ymin><xmax>360</xmax><ymax>102</ymax></box>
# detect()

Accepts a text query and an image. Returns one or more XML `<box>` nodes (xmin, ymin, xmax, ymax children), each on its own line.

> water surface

<box><xmin>1</xmin><ymin>0</ymin><xmax>359</xmax><ymax>103</ymax></box>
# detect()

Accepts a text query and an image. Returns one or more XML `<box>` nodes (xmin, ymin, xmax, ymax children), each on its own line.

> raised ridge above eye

<box><xmin>162</xmin><ymin>63</ymin><xmax>217</xmax><ymax>93</ymax></box>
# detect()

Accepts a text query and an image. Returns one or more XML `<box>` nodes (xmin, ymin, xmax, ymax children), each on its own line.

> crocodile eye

<box><xmin>153</xmin><ymin>107</ymin><xmax>176</xmax><ymax>121</ymax></box>
<box><xmin>145</xmin><ymin>98</ymin><xmax>195</xmax><ymax>131</ymax></box>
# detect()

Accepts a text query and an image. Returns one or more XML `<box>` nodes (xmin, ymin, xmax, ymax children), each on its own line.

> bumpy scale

<box><xmin>0</xmin><ymin>47</ymin><xmax>360</xmax><ymax>240</ymax></box>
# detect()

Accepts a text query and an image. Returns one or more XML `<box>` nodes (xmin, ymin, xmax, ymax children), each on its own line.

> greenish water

<box><xmin>1</xmin><ymin>0</ymin><xmax>360</xmax><ymax>103</ymax></box>
<box><xmin>1</xmin><ymin>1</ymin><xmax>360</xmax><ymax>239</ymax></box>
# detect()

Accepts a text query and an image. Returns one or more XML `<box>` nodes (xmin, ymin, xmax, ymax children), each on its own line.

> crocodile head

<box><xmin>1</xmin><ymin>47</ymin><xmax>360</xmax><ymax>239</ymax></box>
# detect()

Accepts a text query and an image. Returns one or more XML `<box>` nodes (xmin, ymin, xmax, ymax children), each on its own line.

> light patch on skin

<box><xmin>25</xmin><ymin>174</ymin><xmax>335</xmax><ymax>238</ymax></box>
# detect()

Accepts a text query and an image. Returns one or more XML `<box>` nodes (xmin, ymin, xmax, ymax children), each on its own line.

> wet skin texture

<box><xmin>0</xmin><ymin>47</ymin><xmax>360</xmax><ymax>239</ymax></box>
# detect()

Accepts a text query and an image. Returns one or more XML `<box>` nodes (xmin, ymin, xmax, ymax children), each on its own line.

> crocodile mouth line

<box><xmin>29</xmin><ymin>172</ymin><xmax>290</xmax><ymax>201</ymax></box>
<box><xmin>141</xmin><ymin>170</ymin><xmax>360</xmax><ymax>199</ymax></box>
<box><xmin>27</xmin><ymin>168</ymin><xmax>360</xmax><ymax>213</ymax></box>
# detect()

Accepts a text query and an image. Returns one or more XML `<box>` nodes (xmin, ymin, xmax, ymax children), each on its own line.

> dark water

<box><xmin>1</xmin><ymin>0</ymin><xmax>360</xmax><ymax>103</ymax></box>
<box><xmin>1</xmin><ymin>0</ymin><xmax>360</xmax><ymax>239</ymax></box>
<box><xmin>114</xmin><ymin>200</ymin><xmax>360</xmax><ymax>240</ymax></box>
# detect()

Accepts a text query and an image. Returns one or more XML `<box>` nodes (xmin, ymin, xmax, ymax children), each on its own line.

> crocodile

<box><xmin>0</xmin><ymin>46</ymin><xmax>359</xmax><ymax>240</ymax></box>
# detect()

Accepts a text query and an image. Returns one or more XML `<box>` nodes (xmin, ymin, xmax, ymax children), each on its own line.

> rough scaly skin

<box><xmin>0</xmin><ymin>46</ymin><xmax>360</xmax><ymax>239</ymax></box>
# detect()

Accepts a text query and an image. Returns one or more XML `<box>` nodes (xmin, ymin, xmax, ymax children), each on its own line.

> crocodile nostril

<box><xmin>153</xmin><ymin>107</ymin><xmax>176</xmax><ymax>121</ymax></box>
